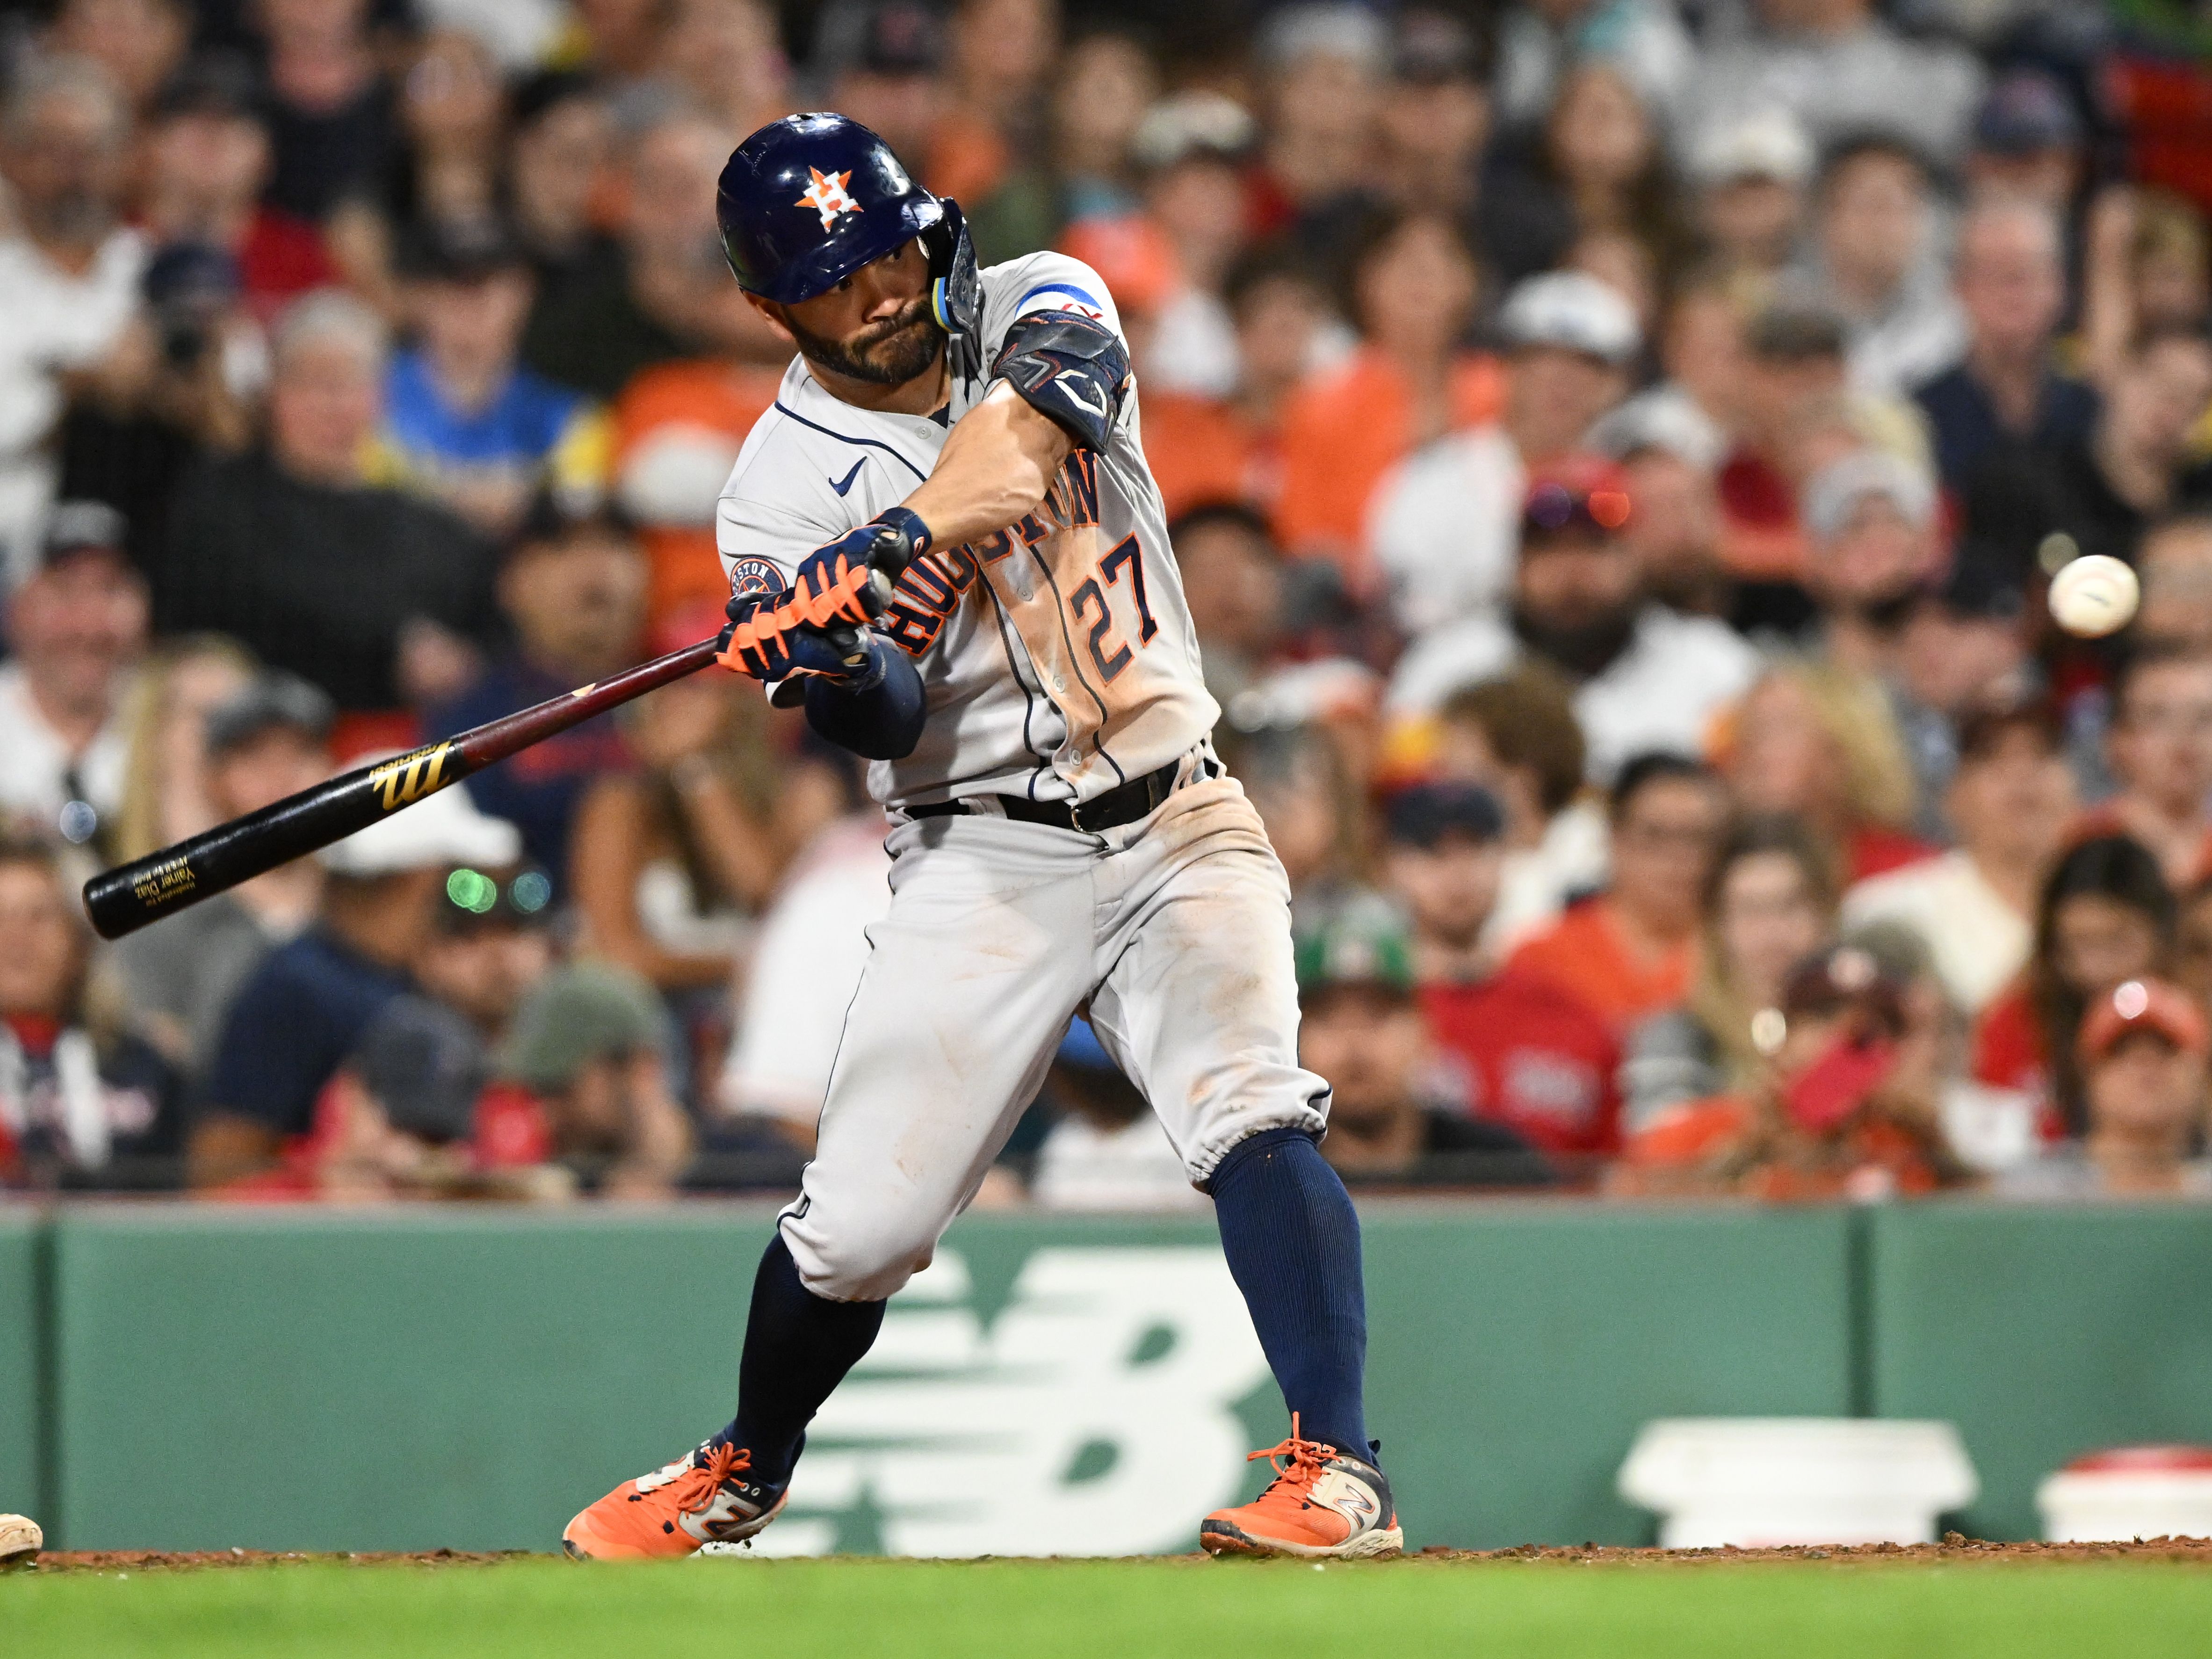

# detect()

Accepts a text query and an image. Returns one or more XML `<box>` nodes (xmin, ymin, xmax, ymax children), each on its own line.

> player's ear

<box><xmin>745</xmin><ymin>292</ymin><xmax>796</xmax><ymax>346</ymax></box>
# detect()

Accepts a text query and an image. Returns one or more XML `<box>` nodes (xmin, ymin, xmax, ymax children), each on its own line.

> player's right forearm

<box><xmin>900</xmin><ymin>383</ymin><xmax>1074</xmax><ymax>547</ymax></box>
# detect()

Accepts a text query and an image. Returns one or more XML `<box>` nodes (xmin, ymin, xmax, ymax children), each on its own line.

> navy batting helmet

<box><xmin>716</xmin><ymin>112</ymin><xmax>980</xmax><ymax>377</ymax></box>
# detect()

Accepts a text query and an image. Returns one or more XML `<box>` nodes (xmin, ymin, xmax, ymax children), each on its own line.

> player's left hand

<box><xmin>716</xmin><ymin>510</ymin><xmax>933</xmax><ymax>680</ymax></box>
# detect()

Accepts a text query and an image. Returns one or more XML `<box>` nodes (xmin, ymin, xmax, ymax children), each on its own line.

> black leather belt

<box><xmin>908</xmin><ymin>757</ymin><xmax>1207</xmax><ymax>833</ymax></box>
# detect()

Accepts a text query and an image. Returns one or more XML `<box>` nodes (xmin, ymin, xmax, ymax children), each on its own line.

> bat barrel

<box><xmin>82</xmin><ymin>635</ymin><xmax>725</xmax><ymax>941</ymax></box>
<box><xmin>81</xmin><ymin>740</ymin><xmax>474</xmax><ymax>940</ymax></box>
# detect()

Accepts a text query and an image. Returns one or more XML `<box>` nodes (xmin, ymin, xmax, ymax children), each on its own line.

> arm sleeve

<box><xmin>803</xmin><ymin>642</ymin><xmax>926</xmax><ymax>760</ymax></box>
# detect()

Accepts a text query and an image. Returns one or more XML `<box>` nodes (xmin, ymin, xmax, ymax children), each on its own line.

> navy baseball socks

<box><xmin>1201</xmin><ymin>1127</ymin><xmax>1401</xmax><ymax>1558</ymax></box>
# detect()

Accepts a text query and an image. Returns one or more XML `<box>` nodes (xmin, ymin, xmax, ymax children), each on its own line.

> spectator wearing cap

<box><xmin>1690</xmin><ymin>109</ymin><xmax>1815</xmax><ymax>279</ymax></box>
<box><xmin>1166</xmin><ymin>502</ymin><xmax>1288</xmax><ymax>715</ymax></box>
<box><xmin>0</xmin><ymin>504</ymin><xmax>145</xmax><ymax>854</ymax></box>
<box><xmin>1714</xmin><ymin>300</ymin><xmax>1852</xmax><ymax>583</ymax></box>
<box><xmin>1958</xmin><ymin>327</ymin><xmax>2212</xmax><ymax>593</ymax></box>
<box><xmin>189</xmin><ymin>775</ymin><xmax>523</xmax><ymax>1187</ymax></box>
<box><xmin>112</xmin><ymin>671</ymin><xmax>333</xmax><ymax>1081</ymax></box>
<box><xmin>137</xmin><ymin>55</ymin><xmax>340</xmax><ymax>320</ymax></box>
<box><xmin>1621</xmin><ymin>815</ymin><xmax>1836</xmax><ymax>1142</ymax></box>
<box><xmin>1506</xmin><ymin>754</ymin><xmax>1729</xmax><ymax>1036</ymax></box>
<box><xmin>1719</xmin><ymin>659</ymin><xmax>1932</xmax><ymax>888</ymax></box>
<box><xmin>418</xmin><ymin>860</ymin><xmax>558</xmax><ymax>1056</ymax></box>
<box><xmin>1273</xmin><ymin>207</ymin><xmax>1503</xmax><ymax>574</ymax></box>
<box><xmin>1250</xmin><ymin>4</ymin><xmax>1388</xmax><ymax>239</ymax></box>
<box><xmin>1798</xmin><ymin>448</ymin><xmax>1945</xmax><ymax>678</ymax></box>
<box><xmin>383</xmin><ymin>218</ymin><xmax>608</xmax><ymax>541</ymax></box>
<box><xmin>1915</xmin><ymin>198</ymin><xmax>2096</xmax><ymax>492</ymax></box>
<box><xmin>2072</xmin><ymin>646</ymin><xmax>2212</xmax><ymax>894</ymax></box>
<box><xmin>156</xmin><ymin>290</ymin><xmax>499</xmax><ymax>721</ymax></box>
<box><xmin>1843</xmin><ymin>697</ymin><xmax>2077</xmax><ymax>1014</ymax></box>
<box><xmin>1367</xmin><ymin>271</ymin><xmax>1638</xmax><ymax>630</ymax></box>
<box><xmin>489</xmin><ymin>962</ymin><xmax>694</xmax><ymax>1199</ymax></box>
<box><xmin>1964</xmin><ymin>69</ymin><xmax>2085</xmax><ymax>225</ymax></box>
<box><xmin>1389</xmin><ymin>459</ymin><xmax>1760</xmax><ymax>785</ymax></box>
<box><xmin>1682</xmin><ymin>0</ymin><xmax>1984</xmax><ymax>170</ymax></box>
<box><xmin>1890</xmin><ymin>560</ymin><xmax>2031</xmax><ymax>841</ymax></box>
<box><xmin>1617</xmin><ymin>937</ymin><xmax>1960</xmax><ymax>1200</ymax></box>
<box><xmin>424</xmin><ymin>495</ymin><xmax>643</xmax><ymax>887</ymax></box>
<box><xmin>0</xmin><ymin>836</ymin><xmax>184</xmax><ymax>1192</ymax></box>
<box><xmin>296</xmin><ymin>994</ymin><xmax>495</xmax><ymax>1202</ymax></box>
<box><xmin>1418</xmin><ymin>664</ymin><xmax>1609</xmax><ymax>956</ymax></box>
<box><xmin>1380</xmin><ymin>780</ymin><xmax>1623</xmax><ymax>1161</ymax></box>
<box><xmin>1029</xmin><ymin>1016</ymin><xmax>1205</xmax><ymax>1212</ymax></box>
<box><xmin>1490</xmin><ymin>0</ymin><xmax>1692</xmax><ymax>139</ymax></box>
<box><xmin>822</xmin><ymin>0</ymin><xmax>948</xmax><ymax>186</ymax></box>
<box><xmin>1970</xmin><ymin>834</ymin><xmax>2173</xmax><ymax>1136</ymax></box>
<box><xmin>1997</xmin><ymin>978</ymin><xmax>2212</xmax><ymax>1199</ymax></box>
<box><xmin>1295</xmin><ymin>904</ymin><xmax>1554</xmax><ymax>1188</ymax></box>
<box><xmin>0</xmin><ymin>56</ymin><xmax>147</xmax><ymax>579</ymax></box>
<box><xmin>1797</xmin><ymin>137</ymin><xmax>1966</xmax><ymax>398</ymax></box>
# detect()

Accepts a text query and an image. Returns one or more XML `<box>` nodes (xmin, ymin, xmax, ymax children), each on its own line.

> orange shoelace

<box><xmin>673</xmin><ymin>1442</ymin><xmax>752</xmax><ymax>1518</ymax></box>
<box><xmin>1247</xmin><ymin>1414</ymin><xmax>1340</xmax><ymax>1499</ymax></box>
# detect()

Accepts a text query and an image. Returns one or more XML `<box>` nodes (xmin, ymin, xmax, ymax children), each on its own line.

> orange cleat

<box><xmin>562</xmin><ymin>1440</ymin><xmax>788</xmax><ymax>1560</ymax></box>
<box><xmin>1200</xmin><ymin>1415</ymin><xmax>1403</xmax><ymax>1559</ymax></box>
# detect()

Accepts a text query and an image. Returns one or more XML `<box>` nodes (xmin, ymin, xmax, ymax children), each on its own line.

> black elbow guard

<box><xmin>990</xmin><ymin>312</ymin><xmax>1131</xmax><ymax>452</ymax></box>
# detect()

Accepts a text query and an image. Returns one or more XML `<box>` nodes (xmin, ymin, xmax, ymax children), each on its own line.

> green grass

<box><xmin>7</xmin><ymin>1557</ymin><xmax>2212</xmax><ymax>1659</ymax></box>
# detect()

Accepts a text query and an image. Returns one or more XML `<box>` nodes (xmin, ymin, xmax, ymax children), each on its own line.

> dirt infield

<box><xmin>25</xmin><ymin>1536</ymin><xmax>2212</xmax><ymax>1572</ymax></box>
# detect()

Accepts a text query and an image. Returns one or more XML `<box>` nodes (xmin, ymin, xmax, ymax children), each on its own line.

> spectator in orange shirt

<box><xmin>1618</xmin><ymin>939</ymin><xmax>1961</xmax><ymax>1201</ymax></box>
<box><xmin>1380</xmin><ymin>779</ymin><xmax>1624</xmax><ymax>1162</ymax></box>
<box><xmin>1507</xmin><ymin>752</ymin><xmax>1728</xmax><ymax>1035</ymax></box>
<box><xmin>1142</xmin><ymin>246</ymin><xmax>1335</xmax><ymax>523</ymax></box>
<box><xmin>2075</xmin><ymin>645</ymin><xmax>2212</xmax><ymax>893</ymax></box>
<box><xmin>1273</xmin><ymin>208</ymin><xmax>1500</xmax><ymax>575</ymax></box>
<box><xmin>1972</xmin><ymin>834</ymin><xmax>2173</xmax><ymax>1135</ymax></box>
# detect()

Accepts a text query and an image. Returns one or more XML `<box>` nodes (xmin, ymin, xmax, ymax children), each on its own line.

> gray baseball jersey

<box><xmin>714</xmin><ymin>252</ymin><xmax>1219</xmax><ymax>810</ymax></box>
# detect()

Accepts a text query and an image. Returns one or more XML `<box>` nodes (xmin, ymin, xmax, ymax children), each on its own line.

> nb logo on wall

<box><xmin>743</xmin><ymin>1247</ymin><xmax>1269</xmax><ymax>1558</ymax></box>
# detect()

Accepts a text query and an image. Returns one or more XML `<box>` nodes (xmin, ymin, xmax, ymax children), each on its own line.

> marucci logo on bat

<box><xmin>369</xmin><ymin>743</ymin><xmax>455</xmax><ymax>811</ymax></box>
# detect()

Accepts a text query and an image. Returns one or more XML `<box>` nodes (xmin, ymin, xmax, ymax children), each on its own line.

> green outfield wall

<box><xmin>3</xmin><ymin>1200</ymin><xmax>2211</xmax><ymax>1553</ymax></box>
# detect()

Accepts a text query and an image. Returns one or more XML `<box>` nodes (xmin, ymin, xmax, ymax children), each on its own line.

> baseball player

<box><xmin>563</xmin><ymin>114</ymin><xmax>1397</xmax><ymax>1562</ymax></box>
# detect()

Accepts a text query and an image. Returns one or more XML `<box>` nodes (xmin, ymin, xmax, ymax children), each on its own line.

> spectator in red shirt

<box><xmin>1380</xmin><ymin>780</ymin><xmax>1622</xmax><ymax>1162</ymax></box>
<box><xmin>1294</xmin><ymin>904</ymin><xmax>1553</xmax><ymax>1189</ymax></box>
<box><xmin>1623</xmin><ymin>814</ymin><xmax>1837</xmax><ymax>1137</ymax></box>
<box><xmin>1507</xmin><ymin>753</ymin><xmax>1728</xmax><ymax>1035</ymax></box>
<box><xmin>1972</xmin><ymin>833</ymin><xmax>2174</xmax><ymax>1136</ymax></box>
<box><xmin>2074</xmin><ymin>645</ymin><xmax>2212</xmax><ymax>893</ymax></box>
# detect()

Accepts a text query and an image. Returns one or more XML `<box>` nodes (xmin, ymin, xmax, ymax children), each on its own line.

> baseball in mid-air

<box><xmin>2048</xmin><ymin>554</ymin><xmax>2140</xmax><ymax>638</ymax></box>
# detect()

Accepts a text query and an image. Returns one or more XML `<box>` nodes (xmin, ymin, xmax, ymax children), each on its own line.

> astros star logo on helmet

<box><xmin>798</xmin><ymin>167</ymin><xmax>862</xmax><ymax>231</ymax></box>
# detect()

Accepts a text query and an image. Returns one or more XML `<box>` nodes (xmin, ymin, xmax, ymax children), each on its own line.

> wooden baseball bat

<box><xmin>82</xmin><ymin>635</ymin><xmax>724</xmax><ymax>940</ymax></box>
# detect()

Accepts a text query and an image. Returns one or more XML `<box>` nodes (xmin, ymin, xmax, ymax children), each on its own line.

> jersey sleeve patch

<box><xmin>728</xmin><ymin>556</ymin><xmax>786</xmax><ymax>601</ymax></box>
<box><xmin>1013</xmin><ymin>282</ymin><xmax>1107</xmax><ymax>323</ymax></box>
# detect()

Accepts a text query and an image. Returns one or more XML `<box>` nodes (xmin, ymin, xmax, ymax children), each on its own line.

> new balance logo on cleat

<box><xmin>1199</xmin><ymin>1417</ymin><xmax>1403</xmax><ymax>1560</ymax></box>
<box><xmin>562</xmin><ymin>1440</ymin><xmax>790</xmax><ymax>1561</ymax></box>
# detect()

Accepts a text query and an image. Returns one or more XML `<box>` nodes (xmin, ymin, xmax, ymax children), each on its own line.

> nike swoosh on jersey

<box><xmin>829</xmin><ymin>458</ymin><xmax>867</xmax><ymax>496</ymax></box>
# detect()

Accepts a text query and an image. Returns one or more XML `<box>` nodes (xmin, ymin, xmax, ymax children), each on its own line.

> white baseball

<box><xmin>2048</xmin><ymin>554</ymin><xmax>2140</xmax><ymax>638</ymax></box>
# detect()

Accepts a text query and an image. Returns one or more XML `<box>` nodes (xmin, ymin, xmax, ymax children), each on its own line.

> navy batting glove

<box><xmin>789</xmin><ymin>507</ymin><xmax>933</xmax><ymax>627</ymax></box>
<box><xmin>717</xmin><ymin>592</ymin><xmax>890</xmax><ymax>688</ymax></box>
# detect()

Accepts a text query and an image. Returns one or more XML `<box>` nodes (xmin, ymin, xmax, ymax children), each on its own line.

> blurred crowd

<box><xmin>9</xmin><ymin>0</ymin><xmax>2212</xmax><ymax>1206</ymax></box>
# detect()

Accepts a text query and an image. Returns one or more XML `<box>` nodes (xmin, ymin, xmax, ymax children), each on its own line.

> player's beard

<box><xmin>788</xmin><ymin>298</ymin><xmax>944</xmax><ymax>387</ymax></box>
